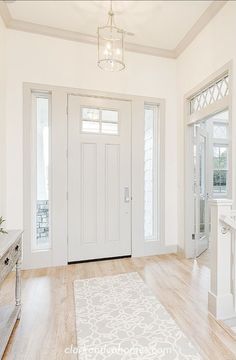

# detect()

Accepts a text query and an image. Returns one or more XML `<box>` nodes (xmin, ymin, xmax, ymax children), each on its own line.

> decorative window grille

<box><xmin>190</xmin><ymin>75</ymin><xmax>229</xmax><ymax>114</ymax></box>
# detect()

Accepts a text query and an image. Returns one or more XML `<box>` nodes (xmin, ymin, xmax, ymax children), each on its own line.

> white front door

<box><xmin>68</xmin><ymin>95</ymin><xmax>132</xmax><ymax>262</ymax></box>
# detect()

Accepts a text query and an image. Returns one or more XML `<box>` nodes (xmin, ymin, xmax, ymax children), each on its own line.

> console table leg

<box><xmin>15</xmin><ymin>259</ymin><xmax>21</xmax><ymax>319</ymax></box>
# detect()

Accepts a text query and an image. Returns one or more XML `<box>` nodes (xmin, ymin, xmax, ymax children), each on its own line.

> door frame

<box><xmin>184</xmin><ymin>62</ymin><xmax>233</xmax><ymax>258</ymax></box>
<box><xmin>23</xmin><ymin>83</ymin><xmax>170</xmax><ymax>269</ymax></box>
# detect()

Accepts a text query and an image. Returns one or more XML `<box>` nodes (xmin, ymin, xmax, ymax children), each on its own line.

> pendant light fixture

<box><xmin>97</xmin><ymin>0</ymin><xmax>131</xmax><ymax>72</ymax></box>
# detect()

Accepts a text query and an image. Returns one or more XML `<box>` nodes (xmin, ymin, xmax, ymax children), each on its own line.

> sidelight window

<box><xmin>32</xmin><ymin>93</ymin><xmax>51</xmax><ymax>250</ymax></box>
<box><xmin>144</xmin><ymin>104</ymin><xmax>159</xmax><ymax>240</ymax></box>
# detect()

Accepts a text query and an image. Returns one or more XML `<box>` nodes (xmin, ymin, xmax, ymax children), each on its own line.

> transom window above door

<box><xmin>81</xmin><ymin>106</ymin><xmax>119</xmax><ymax>135</ymax></box>
<box><xmin>189</xmin><ymin>74</ymin><xmax>229</xmax><ymax>115</ymax></box>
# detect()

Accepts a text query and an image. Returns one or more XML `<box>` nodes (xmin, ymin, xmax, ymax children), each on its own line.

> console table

<box><xmin>0</xmin><ymin>230</ymin><xmax>23</xmax><ymax>358</ymax></box>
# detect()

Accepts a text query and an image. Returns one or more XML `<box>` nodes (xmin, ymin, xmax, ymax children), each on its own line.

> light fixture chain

<box><xmin>110</xmin><ymin>0</ymin><xmax>112</xmax><ymax>14</ymax></box>
<box><xmin>109</xmin><ymin>0</ymin><xmax>114</xmax><ymax>26</ymax></box>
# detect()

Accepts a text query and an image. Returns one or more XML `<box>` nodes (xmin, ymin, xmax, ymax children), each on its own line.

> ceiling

<box><xmin>1</xmin><ymin>0</ymin><xmax>227</xmax><ymax>58</ymax></box>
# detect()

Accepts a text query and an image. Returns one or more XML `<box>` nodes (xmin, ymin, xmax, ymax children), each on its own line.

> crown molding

<box><xmin>174</xmin><ymin>0</ymin><xmax>228</xmax><ymax>57</ymax></box>
<box><xmin>0</xmin><ymin>0</ymin><xmax>228</xmax><ymax>59</ymax></box>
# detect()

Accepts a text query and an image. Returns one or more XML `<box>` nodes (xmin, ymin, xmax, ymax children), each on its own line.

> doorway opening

<box><xmin>191</xmin><ymin>109</ymin><xmax>230</xmax><ymax>265</ymax></box>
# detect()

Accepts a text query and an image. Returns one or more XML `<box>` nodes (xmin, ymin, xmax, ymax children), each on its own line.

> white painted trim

<box><xmin>177</xmin><ymin>245</ymin><xmax>185</xmax><ymax>257</ymax></box>
<box><xmin>209</xmin><ymin>198</ymin><xmax>233</xmax><ymax>206</ymax></box>
<box><xmin>133</xmin><ymin>245</ymin><xmax>177</xmax><ymax>258</ymax></box>
<box><xmin>208</xmin><ymin>291</ymin><xmax>235</xmax><ymax>320</ymax></box>
<box><xmin>208</xmin><ymin>198</ymin><xmax>236</xmax><ymax>320</ymax></box>
<box><xmin>188</xmin><ymin>97</ymin><xmax>230</xmax><ymax>125</ymax></box>
<box><xmin>23</xmin><ymin>87</ymin><xmax>52</xmax><ymax>269</ymax></box>
<box><xmin>0</xmin><ymin>0</ymin><xmax>227</xmax><ymax>59</ymax></box>
<box><xmin>23</xmin><ymin>82</ymin><xmax>167</xmax><ymax>268</ymax></box>
<box><xmin>184</xmin><ymin>62</ymin><xmax>233</xmax><ymax>258</ymax></box>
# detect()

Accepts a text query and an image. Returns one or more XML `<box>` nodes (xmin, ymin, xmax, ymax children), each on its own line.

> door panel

<box><xmin>68</xmin><ymin>95</ymin><xmax>131</xmax><ymax>262</ymax></box>
<box><xmin>81</xmin><ymin>143</ymin><xmax>97</xmax><ymax>245</ymax></box>
<box><xmin>105</xmin><ymin>144</ymin><xmax>120</xmax><ymax>243</ymax></box>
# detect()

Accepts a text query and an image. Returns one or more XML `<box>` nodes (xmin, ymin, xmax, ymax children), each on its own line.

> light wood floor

<box><xmin>197</xmin><ymin>247</ymin><xmax>210</xmax><ymax>268</ymax></box>
<box><xmin>1</xmin><ymin>254</ymin><xmax>236</xmax><ymax>360</ymax></box>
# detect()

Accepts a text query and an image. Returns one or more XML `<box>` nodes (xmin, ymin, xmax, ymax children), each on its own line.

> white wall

<box><xmin>5</xmin><ymin>29</ymin><xmax>178</xmax><ymax>248</ymax></box>
<box><xmin>177</xmin><ymin>1</ymin><xmax>236</xmax><ymax>249</ymax></box>
<box><xmin>0</xmin><ymin>17</ymin><xmax>6</xmax><ymax>218</ymax></box>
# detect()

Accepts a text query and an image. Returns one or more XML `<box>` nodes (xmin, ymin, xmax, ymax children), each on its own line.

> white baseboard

<box><xmin>177</xmin><ymin>245</ymin><xmax>185</xmax><ymax>257</ymax></box>
<box><xmin>208</xmin><ymin>290</ymin><xmax>236</xmax><ymax>320</ymax></box>
<box><xmin>132</xmin><ymin>244</ymin><xmax>177</xmax><ymax>258</ymax></box>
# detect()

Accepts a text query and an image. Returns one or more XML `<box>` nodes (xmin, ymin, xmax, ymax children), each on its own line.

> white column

<box><xmin>208</xmin><ymin>199</ymin><xmax>235</xmax><ymax>319</ymax></box>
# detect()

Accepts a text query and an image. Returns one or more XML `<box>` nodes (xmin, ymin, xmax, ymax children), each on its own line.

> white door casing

<box><xmin>184</xmin><ymin>63</ymin><xmax>232</xmax><ymax>259</ymax></box>
<box><xmin>68</xmin><ymin>95</ymin><xmax>132</xmax><ymax>262</ymax></box>
<box><xmin>23</xmin><ymin>83</ymin><xmax>167</xmax><ymax>269</ymax></box>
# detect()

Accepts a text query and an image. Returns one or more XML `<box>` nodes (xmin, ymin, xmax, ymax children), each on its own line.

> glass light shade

<box><xmin>98</xmin><ymin>25</ymin><xmax>125</xmax><ymax>72</ymax></box>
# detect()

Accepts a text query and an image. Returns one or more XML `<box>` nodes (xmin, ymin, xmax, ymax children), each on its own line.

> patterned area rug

<box><xmin>74</xmin><ymin>272</ymin><xmax>202</xmax><ymax>359</ymax></box>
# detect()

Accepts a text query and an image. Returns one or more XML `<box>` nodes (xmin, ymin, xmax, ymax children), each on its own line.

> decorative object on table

<box><xmin>0</xmin><ymin>216</ymin><xmax>7</xmax><ymax>235</ymax></box>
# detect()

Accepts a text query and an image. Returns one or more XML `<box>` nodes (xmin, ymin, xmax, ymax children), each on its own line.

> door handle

<box><xmin>124</xmin><ymin>187</ymin><xmax>130</xmax><ymax>203</ymax></box>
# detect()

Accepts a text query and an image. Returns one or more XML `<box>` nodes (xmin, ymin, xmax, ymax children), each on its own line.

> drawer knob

<box><xmin>15</xmin><ymin>245</ymin><xmax>19</xmax><ymax>251</ymax></box>
<box><xmin>5</xmin><ymin>257</ymin><xmax>9</xmax><ymax>265</ymax></box>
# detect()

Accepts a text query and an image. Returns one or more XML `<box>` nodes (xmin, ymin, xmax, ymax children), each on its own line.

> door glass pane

<box><xmin>193</xmin><ymin>125</ymin><xmax>210</xmax><ymax>258</ymax></box>
<box><xmin>101</xmin><ymin>122</ymin><xmax>118</xmax><ymax>135</ymax></box>
<box><xmin>36</xmin><ymin>96</ymin><xmax>50</xmax><ymax>250</ymax></box>
<box><xmin>102</xmin><ymin>109</ymin><xmax>118</xmax><ymax>123</ymax></box>
<box><xmin>219</xmin><ymin>147</ymin><xmax>227</xmax><ymax>169</ymax></box>
<box><xmin>81</xmin><ymin>107</ymin><xmax>119</xmax><ymax>135</ymax></box>
<box><xmin>213</xmin><ymin>170</ymin><xmax>227</xmax><ymax>193</ymax></box>
<box><xmin>213</xmin><ymin>123</ymin><xmax>228</xmax><ymax>139</ymax></box>
<box><xmin>213</xmin><ymin>145</ymin><xmax>228</xmax><ymax>194</ymax></box>
<box><xmin>199</xmin><ymin>135</ymin><xmax>206</xmax><ymax>235</ymax></box>
<box><xmin>82</xmin><ymin>107</ymin><xmax>99</xmax><ymax>121</ymax></box>
<box><xmin>82</xmin><ymin>120</ymin><xmax>100</xmax><ymax>133</ymax></box>
<box><xmin>101</xmin><ymin>109</ymin><xmax>119</xmax><ymax>134</ymax></box>
<box><xmin>213</xmin><ymin>146</ymin><xmax>220</xmax><ymax>168</ymax></box>
<box><xmin>193</xmin><ymin>138</ymin><xmax>197</xmax><ymax>234</ymax></box>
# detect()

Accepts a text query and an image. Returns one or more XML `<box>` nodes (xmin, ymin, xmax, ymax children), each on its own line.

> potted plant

<box><xmin>0</xmin><ymin>216</ymin><xmax>7</xmax><ymax>235</ymax></box>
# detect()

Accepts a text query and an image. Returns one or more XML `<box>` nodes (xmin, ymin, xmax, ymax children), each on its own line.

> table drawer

<box><xmin>0</xmin><ymin>239</ymin><xmax>22</xmax><ymax>283</ymax></box>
